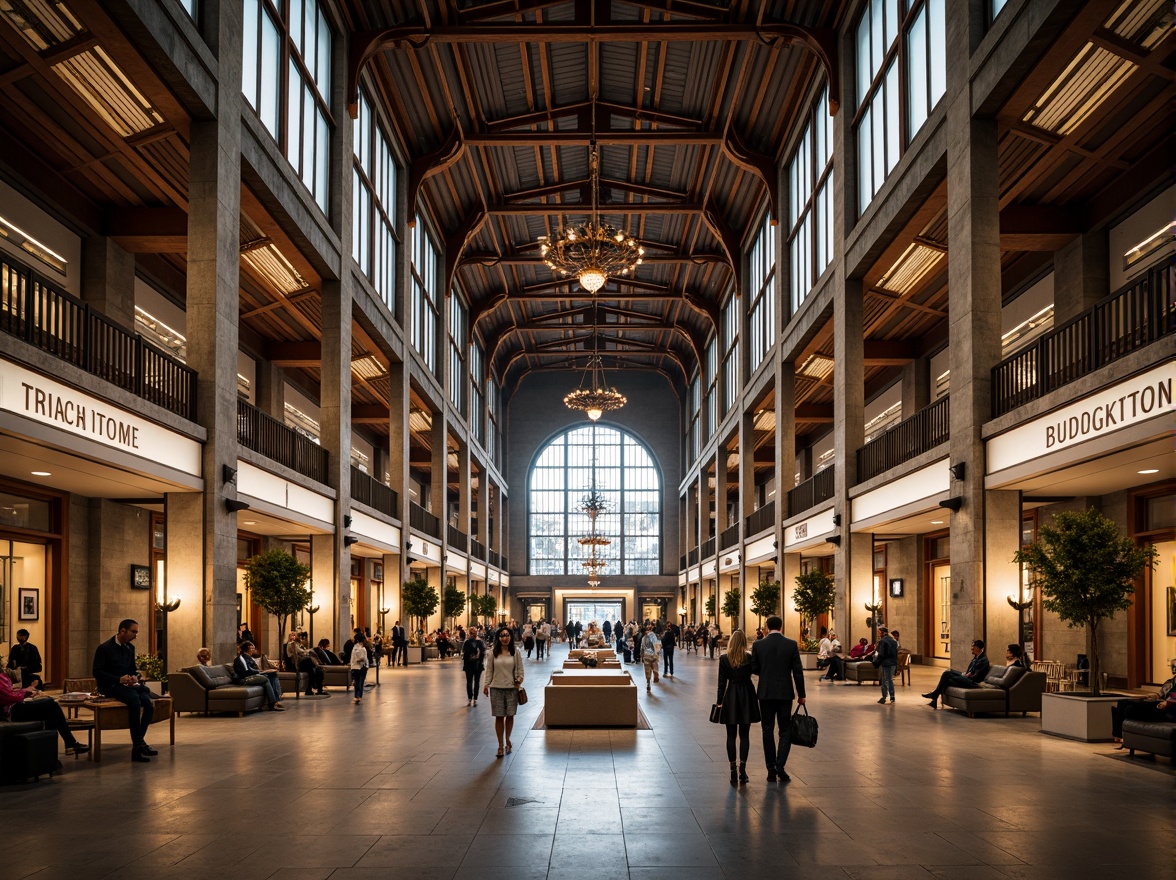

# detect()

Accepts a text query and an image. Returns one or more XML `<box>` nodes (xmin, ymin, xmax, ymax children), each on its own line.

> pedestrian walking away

<box><xmin>749</xmin><ymin>615</ymin><xmax>806</xmax><ymax>782</ymax></box>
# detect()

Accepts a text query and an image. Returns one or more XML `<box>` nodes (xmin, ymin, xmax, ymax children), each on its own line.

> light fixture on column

<box><xmin>949</xmin><ymin>462</ymin><xmax>966</xmax><ymax>481</ymax></box>
<box><xmin>344</xmin><ymin>535</ymin><xmax>360</xmax><ymax>547</ymax></box>
<box><xmin>225</xmin><ymin>498</ymin><xmax>251</xmax><ymax>513</ymax></box>
<box><xmin>222</xmin><ymin>465</ymin><xmax>237</xmax><ymax>485</ymax></box>
<box><xmin>828</xmin><ymin>535</ymin><xmax>841</xmax><ymax>546</ymax></box>
<box><xmin>939</xmin><ymin>497</ymin><xmax>963</xmax><ymax>512</ymax></box>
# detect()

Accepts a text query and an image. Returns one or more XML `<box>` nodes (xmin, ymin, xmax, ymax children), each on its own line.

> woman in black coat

<box><xmin>716</xmin><ymin>629</ymin><xmax>760</xmax><ymax>785</ymax></box>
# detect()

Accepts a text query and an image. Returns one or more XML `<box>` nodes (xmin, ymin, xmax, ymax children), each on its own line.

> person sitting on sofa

<box><xmin>233</xmin><ymin>641</ymin><xmax>285</xmax><ymax>710</ymax></box>
<box><xmin>849</xmin><ymin>638</ymin><xmax>874</xmax><ymax>659</ymax></box>
<box><xmin>287</xmin><ymin>631</ymin><xmax>328</xmax><ymax>696</ymax></box>
<box><xmin>1112</xmin><ymin>675</ymin><xmax>1176</xmax><ymax>746</ymax></box>
<box><xmin>313</xmin><ymin>639</ymin><xmax>343</xmax><ymax>666</ymax></box>
<box><xmin>819</xmin><ymin>631</ymin><xmax>845</xmax><ymax>681</ymax></box>
<box><xmin>1005</xmin><ymin>644</ymin><xmax>1028</xmax><ymax>668</ymax></box>
<box><xmin>922</xmin><ymin>639</ymin><xmax>991</xmax><ymax>708</ymax></box>
<box><xmin>0</xmin><ymin>669</ymin><xmax>90</xmax><ymax>755</ymax></box>
<box><xmin>5</xmin><ymin>629</ymin><xmax>44</xmax><ymax>689</ymax></box>
<box><xmin>196</xmin><ymin>647</ymin><xmax>213</xmax><ymax>667</ymax></box>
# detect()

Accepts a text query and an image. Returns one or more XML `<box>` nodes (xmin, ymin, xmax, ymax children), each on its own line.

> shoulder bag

<box><xmin>789</xmin><ymin>704</ymin><xmax>818</xmax><ymax>748</ymax></box>
<box><xmin>709</xmin><ymin>703</ymin><xmax>723</xmax><ymax>723</ymax></box>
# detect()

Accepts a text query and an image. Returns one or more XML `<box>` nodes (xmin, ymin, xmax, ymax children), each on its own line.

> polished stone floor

<box><xmin>8</xmin><ymin>641</ymin><xmax>1172</xmax><ymax>880</ymax></box>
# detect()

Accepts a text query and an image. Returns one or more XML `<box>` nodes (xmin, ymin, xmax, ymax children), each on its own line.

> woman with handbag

<box><xmin>484</xmin><ymin>626</ymin><xmax>524</xmax><ymax>758</ymax></box>
<box><xmin>715</xmin><ymin>630</ymin><xmax>760</xmax><ymax>785</ymax></box>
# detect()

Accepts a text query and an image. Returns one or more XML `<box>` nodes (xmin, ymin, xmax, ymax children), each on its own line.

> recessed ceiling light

<box><xmin>931</xmin><ymin>520</ymin><xmax>944</xmax><ymax>525</ymax></box>
<box><xmin>243</xmin><ymin>521</ymin><xmax>257</xmax><ymax>525</ymax></box>
<box><xmin>31</xmin><ymin>471</ymin><xmax>51</xmax><ymax>476</ymax></box>
<box><xmin>1137</xmin><ymin>469</ymin><xmax>1159</xmax><ymax>475</ymax></box>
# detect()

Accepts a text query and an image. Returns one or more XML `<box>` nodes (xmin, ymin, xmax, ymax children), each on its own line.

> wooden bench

<box><xmin>81</xmin><ymin>696</ymin><xmax>175</xmax><ymax>761</ymax></box>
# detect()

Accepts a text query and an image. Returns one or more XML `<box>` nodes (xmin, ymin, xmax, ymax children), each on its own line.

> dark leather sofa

<box><xmin>0</xmin><ymin>720</ymin><xmax>58</xmax><ymax>783</ymax></box>
<box><xmin>1122</xmin><ymin>719</ymin><xmax>1176</xmax><ymax>759</ymax></box>
<box><xmin>942</xmin><ymin>665</ymin><xmax>1046</xmax><ymax>717</ymax></box>
<box><xmin>169</xmin><ymin>664</ymin><xmax>268</xmax><ymax>715</ymax></box>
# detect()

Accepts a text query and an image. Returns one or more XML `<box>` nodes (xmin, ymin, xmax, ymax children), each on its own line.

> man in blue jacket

<box><xmin>923</xmin><ymin>639</ymin><xmax>991</xmax><ymax>708</ymax></box>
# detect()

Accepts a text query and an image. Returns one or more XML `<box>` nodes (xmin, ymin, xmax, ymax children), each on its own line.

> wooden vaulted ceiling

<box><xmin>344</xmin><ymin>0</ymin><xmax>845</xmax><ymax>388</ymax></box>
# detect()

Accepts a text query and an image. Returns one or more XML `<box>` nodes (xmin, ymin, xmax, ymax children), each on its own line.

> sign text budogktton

<box><xmin>1044</xmin><ymin>376</ymin><xmax>1171</xmax><ymax>449</ymax></box>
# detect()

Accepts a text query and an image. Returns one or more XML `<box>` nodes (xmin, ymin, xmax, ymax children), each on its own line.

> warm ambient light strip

<box><xmin>0</xmin><ymin>214</ymin><xmax>68</xmax><ymax>275</ymax></box>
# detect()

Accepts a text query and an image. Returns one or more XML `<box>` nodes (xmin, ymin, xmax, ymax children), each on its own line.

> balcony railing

<box><xmin>788</xmin><ymin>466</ymin><xmax>835</xmax><ymax>518</ymax></box>
<box><xmin>680</xmin><ymin>553</ymin><xmax>687</xmax><ymax>572</ymax></box>
<box><xmin>1</xmin><ymin>252</ymin><xmax>196</xmax><ymax>420</ymax></box>
<box><xmin>856</xmin><ymin>395</ymin><xmax>950</xmax><ymax>483</ymax></box>
<box><xmin>471</xmin><ymin>537</ymin><xmax>487</xmax><ymax>560</ymax></box>
<box><xmin>350</xmin><ymin>466</ymin><xmax>398</xmax><ymax>518</ymax></box>
<box><xmin>410</xmin><ymin>502</ymin><xmax>441</xmax><ymax>539</ymax></box>
<box><xmin>719</xmin><ymin>521</ymin><xmax>740</xmax><ymax>551</ymax></box>
<box><xmin>745</xmin><ymin>500</ymin><xmax>776</xmax><ymax>537</ymax></box>
<box><xmin>489</xmin><ymin>549</ymin><xmax>504</xmax><ymax>569</ymax></box>
<box><xmin>687</xmin><ymin>546</ymin><xmax>699</xmax><ymax>567</ymax></box>
<box><xmin>448</xmin><ymin>524</ymin><xmax>468</xmax><ymax>554</ymax></box>
<box><xmin>237</xmin><ymin>398</ymin><xmax>328</xmax><ymax>483</ymax></box>
<box><xmin>992</xmin><ymin>260</ymin><xmax>1174</xmax><ymax>418</ymax></box>
<box><xmin>700</xmin><ymin>535</ymin><xmax>716</xmax><ymax>560</ymax></box>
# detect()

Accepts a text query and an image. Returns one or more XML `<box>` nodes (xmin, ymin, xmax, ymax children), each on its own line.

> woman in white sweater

<box><xmin>483</xmin><ymin>626</ymin><xmax>524</xmax><ymax>757</ymax></box>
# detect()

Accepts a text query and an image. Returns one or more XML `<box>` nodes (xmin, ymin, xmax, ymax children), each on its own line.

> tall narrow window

<box><xmin>528</xmin><ymin>425</ymin><xmax>661</xmax><ymax>576</ymax></box>
<box><xmin>787</xmin><ymin>87</ymin><xmax>834</xmax><ymax>312</ymax></box>
<box><xmin>470</xmin><ymin>341</ymin><xmax>485</xmax><ymax>446</ymax></box>
<box><xmin>687</xmin><ymin>372</ymin><xmax>700</xmax><ymax>465</ymax></box>
<box><xmin>352</xmin><ymin>88</ymin><xmax>399</xmax><ymax>312</ymax></box>
<box><xmin>410</xmin><ymin>217</ymin><xmax>439</xmax><ymax>373</ymax></box>
<box><xmin>488</xmin><ymin>378</ymin><xmax>500</xmax><ymax>464</ymax></box>
<box><xmin>242</xmin><ymin>0</ymin><xmax>333</xmax><ymax>212</ymax></box>
<box><xmin>748</xmin><ymin>213</ymin><xmax>776</xmax><ymax>369</ymax></box>
<box><xmin>705</xmin><ymin>339</ymin><xmax>718</xmax><ymax>439</ymax></box>
<box><xmin>855</xmin><ymin>0</ymin><xmax>945</xmax><ymax>216</ymax></box>
<box><xmin>449</xmin><ymin>293</ymin><xmax>467</xmax><ymax>413</ymax></box>
<box><xmin>721</xmin><ymin>294</ymin><xmax>739</xmax><ymax>415</ymax></box>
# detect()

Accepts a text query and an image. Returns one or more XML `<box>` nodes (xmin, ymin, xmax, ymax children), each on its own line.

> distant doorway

<box><xmin>565</xmin><ymin>600</ymin><xmax>623</xmax><ymax>627</ymax></box>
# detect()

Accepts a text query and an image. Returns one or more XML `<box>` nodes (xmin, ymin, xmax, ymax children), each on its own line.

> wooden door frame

<box><xmin>924</xmin><ymin>529</ymin><xmax>950</xmax><ymax>660</ymax></box>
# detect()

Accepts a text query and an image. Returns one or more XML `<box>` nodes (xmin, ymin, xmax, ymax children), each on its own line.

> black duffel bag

<box><xmin>789</xmin><ymin>704</ymin><xmax>818</xmax><ymax>749</ymax></box>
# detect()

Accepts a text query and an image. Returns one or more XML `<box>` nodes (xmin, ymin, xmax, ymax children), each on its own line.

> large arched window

<box><xmin>528</xmin><ymin>424</ymin><xmax>661</xmax><ymax>576</ymax></box>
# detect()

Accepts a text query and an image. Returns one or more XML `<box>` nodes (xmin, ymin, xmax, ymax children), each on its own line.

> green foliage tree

<box><xmin>704</xmin><ymin>594</ymin><xmax>716</xmax><ymax>620</ymax></box>
<box><xmin>750</xmin><ymin>579</ymin><xmax>782</xmax><ymax>626</ymax></box>
<box><xmin>722</xmin><ymin>587</ymin><xmax>741</xmax><ymax>630</ymax></box>
<box><xmin>442</xmin><ymin>583</ymin><xmax>467</xmax><ymax>628</ymax></box>
<box><xmin>793</xmin><ymin>567</ymin><xmax>836</xmax><ymax>644</ymax></box>
<box><xmin>479</xmin><ymin>593</ymin><xmax>498</xmax><ymax>628</ymax></box>
<box><xmin>402</xmin><ymin>573</ymin><xmax>440</xmax><ymax>634</ymax></box>
<box><xmin>244</xmin><ymin>548</ymin><xmax>312</xmax><ymax>653</ymax></box>
<box><xmin>1013</xmin><ymin>507</ymin><xmax>1156</xmax><ymax>695</ymax></box>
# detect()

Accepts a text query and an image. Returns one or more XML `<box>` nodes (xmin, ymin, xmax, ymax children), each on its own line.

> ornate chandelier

<box><xmin>564</xmin><ymin>303</ymin><xmax>626</xmax><ymax>420</ymax></box>
<box><xmin>538</xmin><ymin>147</ymin><xmax>644</xmax><ymax>293</ymax></box>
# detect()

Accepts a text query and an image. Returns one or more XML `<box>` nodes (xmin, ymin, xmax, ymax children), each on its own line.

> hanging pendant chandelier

<box><xmin>537</xmin><ymin>146</ymin><xmax>644</xmax><ymax>293</ymax></box>
<box><xmin>564</xmin><ymin>301</ymin><xmax>627</xmax><ymax>420</ymax></box>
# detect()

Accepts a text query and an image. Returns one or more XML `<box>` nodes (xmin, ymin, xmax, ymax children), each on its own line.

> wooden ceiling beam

<box><xmin>265</xmin><ymin>340</ymin><xmax>322</xmax><ymax>366</ymax></box>
<box><xmin>486</xmin><ymin>199</ymin><xmax>702</xmax><ymax>215</ymax></box>
<box><xmin>795</xmin><ymin>403</ymin><xmax>833</xmax><ymax>423</ymax></box>
<box><xmin>862</xmin><ymin>340</ymin><xmax>916</xmax><ymax>366</ymax></box>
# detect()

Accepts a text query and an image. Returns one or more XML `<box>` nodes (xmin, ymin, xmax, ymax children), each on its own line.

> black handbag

<box><xmin>709</xmin><ymin>703</ymin><xmax>723</xmax><ymax>723</ymax></box>
<box><xmin>789</xmin><ymin>704</ymin><xmax>818</xmax><ymax>748</ymax></box>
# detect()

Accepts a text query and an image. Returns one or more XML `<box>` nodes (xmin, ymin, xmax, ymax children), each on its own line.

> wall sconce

<box><xmin>405</xmin><ymin>540</ymin><xmax>413</xmax><ymax>553</ymax></box>
<box><xmin>343</xmin><ymin>515</ymin><xmax>352</xmax><ymax>529</ymax></box>
<box><xmin>832</xmin><ymin>513</ymin><xmax>841</xmax><ymax>526</ymax></box>
<box><xmin>949</xmin><ymin>462</ymin><xmax>966</xmax><ymax>481</ymax></box>
<box><xmin>939</xmin><ymin>497</ymin><xmax>963</xmax><ymax>512</ymax></box>
<box><xmin>225</xmin><ymin>498</ymin><xmax>251</xmax><ymax>513</ymax></box>
<box><xmin>344</xmin><ymin>535</ymin><xmax>360</xmax><ymax>547</ymax></box>
<box><xmin>828</xmin><ymin>535</ymin><xmax>841</xmax><ymax>546</ymax></box>
<box><xmin>222</xmin><ymin>465</ymin><xmax>237</xmax><ymax>485</ymax></box>
<box><xmin>157</xmin><ymin>597</ymin><xmax>181</xmax><ymax>612</ymax></box>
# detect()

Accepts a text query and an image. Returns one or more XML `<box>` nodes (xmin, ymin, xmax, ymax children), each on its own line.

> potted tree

<box><xmin>722</xmin><ymin>587</ymin><xmax>741</xmax><ymax>633</ymax></box>
<box><xmin>442</xmin><ymin>583</ymin><xmax>467</xmax><ymax>632</ymax></box>
<box><xmin>793</xmin><ymin>568</ymin><xmax>836</xmax><ymax>669</ymax></box>
<box><xmin>704</xmin><ymin>594</ymin><xmax>716</xmax><ymax>622</ymax></box>
<box><xmin>402</xmin><ymin>573</ymin><xmax>439</xmax><ymax>662</ymax></box>
<box><xmin>1015</xmin><ymin>508</ymin><xmax>1156</xmax><ymax>696</ymax></box>
<box><xmin>751</xmin><ymin>578</ymin><xmax>782</xmax><ymax>630</ymax></box>
<box><xmin>245</xmin><ymin>548</ymin><xmax>312</xmax><ymax>657</ymax></box>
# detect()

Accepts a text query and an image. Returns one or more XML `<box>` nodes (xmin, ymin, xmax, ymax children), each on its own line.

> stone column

<box><xmin>776</xmin><ymin>362</ymin><xmax>796</xmax><ymax>585</ymax></box>
<box><xmin>81</xmin><ymin>238</ymin><xmax>136</xmax><ymax>328</ymax></box>
<box><xmin>685</xmin><ymin>477</ymin><xmax>698</xmax><ymax>554</ymax></box>
<box><xmin>254</xmin><ymin>358</ymin><xmax>286</xmax><ymax>417</ymax></box>
<box><xmin>901</xmin><ymin>357</ymin><xmax>930</xmax><ymax>418</ymax></box>
<box><xmin>476</xmin><ymin>467</ymin><xmax>490</xmax><ymax>550</ymax></box>
<box><xmin>781</xmin><ymin>551</ymin><xmax>801</xmax><ymax>638</ymax></box>
<box><xmin>711</xmin><ymin>448</ymin><xmax>725</xmax><ymax>542</ymax></box>
<box><xmin>945</xmin><ymin>3</ymin><xmax>1003</xmax><ymax>668</ymax></box>
<box><xmin>163</xmin><ymin>492</ymin><xmax>203</xmax><ymax>670</ymax></box>
<box><xmin>985</xmin><ymin>490</ymin><xmax>1022</xmax><ymax>657</ymax></box>
<box><xmin>458</xmin><ymin>440</ymin><xmax>472</xmax><ymax>540</ymax></box>
<box><xmin>430</xmin><ymin>410</ymin><xmax>447</xmax><ymax>523</ymax></box>
<box><xmin>320</xmin><ymin>276</ymin><xmax>353</xmax><ymax>644</ymax></box>
<box><xmin>184</xmin><ymin>0</ymin><xmax>243</xmax><ymax>663</ymax></box>
<box><xmin>310</xmin><ymin>534</ymin><xmax>337</xmax><ymax>644</ymax></box>
<box><xmin>1053</xmin><ymin>230</ymin><xmax>1108</xmax><ymax>324</ymax></box>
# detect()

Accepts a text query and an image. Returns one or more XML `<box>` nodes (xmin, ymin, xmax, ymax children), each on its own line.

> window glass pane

<box><xmin>856</xmin><ymin>11</ymin><xmax>871</xmax><ymax>106</ymax></box>
<box><xmin>857</xmin><ymin>111</ymin><xmax>872</xmax><ymax>215</ymax></box>
<box><xmin>872</xmin><ymin>89</ymin><xmax>886</xmax><ymax>184</ymax></box>
<box><xmin>929</xmin><ymin>0</ymin><xmax>947</xmax><ymax>107</ymax></box>
<box><xmin>884</xmin><ymin>0</ymin><xmax>898</xmax><ymax>46</ymax></box>
<box><xmin>885</xmin><ymin>59</ymin><xmax>900</xmax><ymax>174</ymax></box>
<box><xmin>260</xmin><ymin>10</ymin><xmax>280</xmax><ymax>136</ymax></box>
<box><xmin>317</xmin><ymin>7</ymin><xmax>332</xmax><ymax>95</ymax></box>
<box><xmin>908</xmin><ymin>5</ymin><xmax>929</xmax><ymax>141</ymax></box>
<box><xmin>242</xmin><ymin>0</ymin><xmax>258</xmax><ymax>108</ymax></box>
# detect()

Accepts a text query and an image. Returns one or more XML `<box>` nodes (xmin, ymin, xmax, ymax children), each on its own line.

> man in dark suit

<box><xmin>92</xmin><ymin>618</ymin><xmax>156</xmax><ymax>763</ymax></box>
<box><xmin>391</xmin><ymin>620</ymin><xmax>407</xmax><ymax>666</ymax></box>
<box><xmin>749</xmin><ymin>615</ymin><xmax>806</xmax><ymax>782</ymax></box>
<box><xmin>233</xmin><ymin>641</ymin><xmax>285</xmax><ymax>710</ymax></box>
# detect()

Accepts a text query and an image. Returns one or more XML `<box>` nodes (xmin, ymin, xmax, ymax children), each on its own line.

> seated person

<box><xmin>6</xmin><ymin>629</ymin><xmax>44</xmax><ymax>689</ymax></box>
<box><xmin>1112</xmin><ymin>675</ymin><xmax>1176</xmax><ymax>745</ymax></box>
<box><xmin>923</xmin><ymin>640</ymin><xmax>991</xmax><ymax>708</ymax></box>
<box><xmin>313</xmin><ymin>639</ymin><xmax>343</xmax><ymax>665</ymax></box>
<box><xmin>436</xmin><ymin>630</ymin><xmax>453</xmax><ymax>658</ymax></box>
<box><xmin>233</xmin><ymin>641</ymin><xmax>284</xmax><ymax>710</ymax></box>
<box><xmin>1005</xmin><ymin>644</ymin><xmax>1028</xmax><ymax>668</ymax></box>
<box><xmin>849</xmin><ymin>638</ymin><xmax>874</xmax><ymax>659</ymax></box>
<box><xmin>196</xmin><ymin>647</ymin><xmax>213</xmax><ymax>667</ymax></box>
<box><xmin>0</xmin><ymin>669</ymin><xmax>90</xmax><ymax>755</ymax></box>
<box><xmin>819</xmin><ymin>631</ymin><xmax>845</xmax><ymax>681</ymax></box>
<box><xmin>286</xmin><ymin>631</ymin><xmax>328</xmax><ymax>696</ymax></box>
<box><xmin>93</xmin><ymin>618</ymin><xmax>156</xmax><ymax>762</ymax></box>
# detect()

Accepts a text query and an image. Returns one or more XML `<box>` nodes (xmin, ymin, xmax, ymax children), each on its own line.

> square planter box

<box><xmin>1040</xmin><ymin>692</ymin><xmax>1120</xmax><ymax>742</ymax></box>
<box><xmin>800</xmin><ymin>653</ymin><xmax>820</xmax><ymax>670</ymax></box>
<box><xmin>405</xmin><ymin>646</ymin><xmax>425</xmax><ymax>665</ymax></box>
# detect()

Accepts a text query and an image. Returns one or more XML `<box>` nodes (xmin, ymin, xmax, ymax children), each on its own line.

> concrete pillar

<box><xmin>686</xmin><ymin>478</ymin><xmax>698</xmax><ymax>551</ymax></box>
<box><xmin>430</xmin><ymin>412</ymin><xmax>447</xmax><ymax>518</ymax></box>
<box><xmin>796</xmin><ymin>446</ymin><xmax>812</xmax><ymax>482</ymax></box>
<box><xmin>320</xmin><ymin>276</ymin><xmax>353</xmax><ymax>643</ymax></box>
<box><xmin>901</xmin><ymin>357</ymin><xmax>930</xmax><ymax>418</ymax></box>
<box><xmin>164</xmin><ymin>492</ymin><xmax>203</xmax><ymax>672</ymax></box>
<box><xmin>458</xmin><ymin>440</ymin><xmax>471</xmax><ymax>537</ymax></box>
<box><xmin>781</xmin><ymin>552</ymin><xmax>801</xmax><ymax>639</ymax></box>
<box><xmin>476</xmin><ymin>470</ymin><xmax>490</xmax><ymax>550</ymax></box>
<box><xmin>1053</xmin><ymin>230</ymin><xmax>1108</xmax><ymax>324</ymax></box>
<box><xmin>184</xmin><ymin>0</ymin><xmax>243</xmax><ymax>663</ymax></box>
<box><xmin>846</xmin><ymin>532</ymin><xmax>874</xmax><ymax>645</ymax></box>
<box><xmin>81</xmin><ymin>237</ymin><xmax>136</xmax><ymax>329</ymax></box>
<box><xmin>255</xmin><ymin>359</ymin><xmax>286</xmax><ymax>418</ymax></box>
<box><xmin>739</xmin><ymin>412</ymin><xmax>756</xmax><ymax>525</ymax></box>
<box><xmin>776</xmin><ymin>362</ymin><xmax>796</xmax><ymax>580</ymax></box>
<box><xmin>985</xmin><ymin>490</ymin><xmax>1022</xmax><ymax>657</ymax></box>
<box><xmin>945</xmin><ymin>3</ymin><xmax>1003</xmax><ymax>669</ymax></box>
<box><xmin>310</xmin><ymin>534</ymin><xmax>337</xmax><ymax>644</ymax></box>
<box><xmin>711</xmin><ymin>448</ymin><xmax>725</xmax><ymax>541</ymax></box>
<box><xmin>832</xmin><ymin>277</ymin><xmax>865</xmax><ymax>640</ymax></box>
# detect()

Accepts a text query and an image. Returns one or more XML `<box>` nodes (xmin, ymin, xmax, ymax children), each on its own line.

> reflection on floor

<box><xmin>6</xmin><ymin>641</ymin><xmax>1171</xmax><ymax>880</ymax></box>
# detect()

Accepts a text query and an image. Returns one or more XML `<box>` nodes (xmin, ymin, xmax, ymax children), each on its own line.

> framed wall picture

<box><xmin>1167</xmin><ymin>586</ymin><xmax>1176</xmax><ymax>637</ymax></box>
<box><xmin>18</xmin><ymin>588</ymin><xmax>38</xmax><ymax>621</ymax></box>
<box><xmin>889</xmin><ymin>578</ymin><xmax>904</xmax><ymax>598</ymax></box>
<box><xmin>130</xmin><ymin>564</ymin><xmax>151</xmax><ymax>590</ymax></box>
